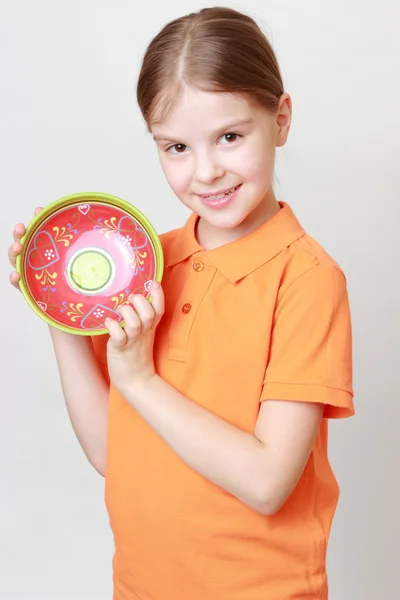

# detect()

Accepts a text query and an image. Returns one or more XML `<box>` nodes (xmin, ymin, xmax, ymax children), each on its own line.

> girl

<box><xmin>8</xmin><ymin>7</ymin><xmax>354</xmax><ymax>600</ymax></box>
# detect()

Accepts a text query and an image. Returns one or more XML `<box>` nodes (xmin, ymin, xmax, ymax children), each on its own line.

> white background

<box><xmin>1</xmin><ymin>0</ymin><xmax>399</xmax><ymax>598</ymax></box>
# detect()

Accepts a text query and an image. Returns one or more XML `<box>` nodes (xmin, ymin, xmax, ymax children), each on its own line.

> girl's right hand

<box><xmin>8</xmin><ymin>207</ymin><xmax>43</xmax><ymax>289</ymax></box>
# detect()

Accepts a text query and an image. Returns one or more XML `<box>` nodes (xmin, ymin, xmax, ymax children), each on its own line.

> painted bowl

<box><xmin>16</xmin><ymin>192</ymin><xmax>164</xmax><ymax>335</ymax></box>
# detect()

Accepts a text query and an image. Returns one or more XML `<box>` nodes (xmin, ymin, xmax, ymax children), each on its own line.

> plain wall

<box><xmin>1</xmin><ymin>0</ymin><xmax>399</xmax><ymax>598</ymax></box>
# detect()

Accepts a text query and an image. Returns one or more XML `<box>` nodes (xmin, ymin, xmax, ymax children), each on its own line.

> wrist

<box><xmin>123</xmin><ymin>372</ymin><xmax>159</xmax><ymax>405</ymax></box>
<box><xmin>48</xmin><ymin>325</ymin><xmax>91</xmax><ymax>346</ymax></box>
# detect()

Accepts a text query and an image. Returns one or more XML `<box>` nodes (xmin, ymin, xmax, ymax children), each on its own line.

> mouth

<box><xmin>199</xmin><ymin>185</ymin><xmax>241</xmax><ymax>201</ymax></box>
<box><xmin>197</xmin><ymin>184</ymin><xmax>242</xmax><ymax>209</ymax></box>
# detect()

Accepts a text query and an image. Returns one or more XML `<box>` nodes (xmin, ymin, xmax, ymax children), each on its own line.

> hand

<box><xmin>8</xmin><ymin>207</ymin><xmax>43</xmax><ymax>289</ymax></box>
<box><xmin>105</xmin><ymin>281</ymin><xmax>165</xmax><ymax>395</ymax></box>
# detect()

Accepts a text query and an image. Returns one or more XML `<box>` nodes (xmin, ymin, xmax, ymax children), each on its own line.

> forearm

<box><xmin>124</xmin><ymin>375</ymin><xmax>273</xmax><ymax>514</ymax></box>
<box><xmin>49</xmin><ymin>327</ymin><xmax>109</xmax><ymax>476</ymax></box>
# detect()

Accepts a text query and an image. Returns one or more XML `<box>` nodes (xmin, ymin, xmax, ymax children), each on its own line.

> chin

<box><xmin>202</xmin><ymin>209</ymin><xmax>251</xmax><ymax>230</ymax></box>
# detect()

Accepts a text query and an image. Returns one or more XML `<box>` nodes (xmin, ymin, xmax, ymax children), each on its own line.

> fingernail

<box><xmin>151</xmin><ymin>281</ymin><xmax>159</xmax><ymax>289</ymax></box>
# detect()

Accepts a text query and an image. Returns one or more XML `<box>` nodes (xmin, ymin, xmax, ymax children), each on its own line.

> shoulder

<box><xmin>158</xmin><ymin>224</ymin><xmax>186</xmax><ymax>261</ymax></box>
<box><xmin>158</xmin><ymin>222</ymin><xmax>191</xmax><ymax>270</ymax></box>
<box><xmin>277</xmin><ymin>232</ymin><xmax>348</xmax><ymax>300</ymax></box>
<box><xmin>159</xmin><ymin>226</ymin><xmax>183</xmax><ymax>251</ymax></box>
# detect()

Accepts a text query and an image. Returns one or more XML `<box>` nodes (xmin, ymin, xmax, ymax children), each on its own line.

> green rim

<box><xmin>16</xmin><ymin>191</ymin><xmax>164</xmax><ymax>336</ymax></box>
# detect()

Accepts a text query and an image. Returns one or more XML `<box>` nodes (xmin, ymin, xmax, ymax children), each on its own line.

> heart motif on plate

<box><xmin>80</xmin><ymin>304</ymin><xmax>122</xmax><ymax>329</ymax></box>
<box><xmin>27</xmin><ymin>230</ymin><xmax>60</xmax><ymax>270</ymax></box>
<box><xmin>78</xmin><ymin>204</ymin><xmax>90</xmax><ymax>215</ymax></box>
<box><xmin>37</xmin><ymin>301</ymin><xmax>48</xmax><ymax>311</ymax></box>
<box><xmin>117</xmin><ymin>216</ymin><xmax>148</xmax><ymax>250</ymax></box>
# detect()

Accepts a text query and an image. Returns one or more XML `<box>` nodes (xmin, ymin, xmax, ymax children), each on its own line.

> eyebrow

<box><xmin>152</xmin><ymin>118</ymin><xmax>253</xmax><ymax>142</ymax></box>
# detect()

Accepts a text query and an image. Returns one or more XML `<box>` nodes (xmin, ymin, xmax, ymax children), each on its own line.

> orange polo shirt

<box><xmin>92</xmin><ymin>202</ymin><xmax>354</xmax><ymax>600</ymax></box>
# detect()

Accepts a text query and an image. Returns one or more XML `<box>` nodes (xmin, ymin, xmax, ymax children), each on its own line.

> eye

<box><xmin>220</xmin><ymin>132</ymin><xmax>241</xmax><ymax>144</ymax></box>
<box><xmin>166</xmin><ymin>143</ymin><xmax>188</xmax><ymax>154</ymax></box>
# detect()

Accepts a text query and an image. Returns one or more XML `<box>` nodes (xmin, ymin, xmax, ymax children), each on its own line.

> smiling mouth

<box><xmin>199</xmin><ymin>185</ymin><xmax>241</xmax><ymax>201</ymax></box>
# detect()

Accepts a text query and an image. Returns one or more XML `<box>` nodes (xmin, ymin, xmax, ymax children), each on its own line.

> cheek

<box><xmin>159</xmin><ymin>156</ymin><xmax>192</xmax><ymax>196</ymax></box>
<box><xmin>237</xmin><ymin>141</ymin><xmax>275</xmax><ymax>185</ymax></box>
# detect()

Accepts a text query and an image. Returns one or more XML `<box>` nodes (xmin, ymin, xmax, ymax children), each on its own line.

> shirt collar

<box><xmin>163</xmin><ymin>202</ymin><xmax>305</xmax><ymax>283</ymax></box>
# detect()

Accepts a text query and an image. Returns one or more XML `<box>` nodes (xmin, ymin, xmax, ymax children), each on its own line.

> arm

<box><xmin>105</xmin><ymin>267</ymin><xmax>352</xmax><ymax>514</ymax></box>
<box><xmin>8</xmin><ymin>215</ymin><xmax>109</xmax><ymax>476</ymax></box>
<box><xmin>49</xmin><ymin>327</ymin><xmax>109</xmax><ymax>476</ymax></box>
<box><xmin>123</xmin><ymin>375</ymin><xmax>323</xmax><ymax>515</ymax></box>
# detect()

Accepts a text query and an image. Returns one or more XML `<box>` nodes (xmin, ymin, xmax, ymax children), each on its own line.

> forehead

<box><xmin>150</xmin><ymin>87</ymin><xmax>261</xmax><ymax>139</ymax></box>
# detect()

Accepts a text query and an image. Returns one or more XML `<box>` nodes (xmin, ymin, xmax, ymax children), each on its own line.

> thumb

<box><xmin>149</xmin><ymin>281</ymin><xmax>164</xmax><ymax>327</ymax></box>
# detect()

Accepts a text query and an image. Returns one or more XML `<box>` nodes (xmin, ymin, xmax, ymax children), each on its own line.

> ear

<box><xmin>275</xmin><ymin>93</ymin><xmax>292</xmax><ymax>147</ymax></box>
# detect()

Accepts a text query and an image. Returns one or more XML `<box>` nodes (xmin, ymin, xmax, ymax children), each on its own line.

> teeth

<box><xmin>205</xmin><ymin>187</ymin><xmax>236</xmax><ymax>200</ymax></box>
<box><xmin>207</xmin><ymin>193</ymin><xmax>226</xmax><ymax>200</ymax></box>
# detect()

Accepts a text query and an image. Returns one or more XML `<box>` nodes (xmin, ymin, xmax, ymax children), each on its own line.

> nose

<box><xmin>193</xmin><ymin>151</ymin><xmax>224</xmax><ymax>184</ymax></box>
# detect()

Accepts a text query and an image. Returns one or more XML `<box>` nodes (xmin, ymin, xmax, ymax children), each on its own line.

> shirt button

<box><xmin>193</xmin><ymin>260</ymin><xmax>204</xmax><ymax>272</ymax></box>
<box><xmin>182</xmin><ymin>303</ymin><xmax>192</xmax><ymax>314</ymax></box>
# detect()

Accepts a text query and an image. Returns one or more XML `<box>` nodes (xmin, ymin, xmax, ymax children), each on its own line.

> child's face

<box><xmin>151</xmin><ymin>87</ymin><xmax>290</xmax><ymax>231</ymax></box>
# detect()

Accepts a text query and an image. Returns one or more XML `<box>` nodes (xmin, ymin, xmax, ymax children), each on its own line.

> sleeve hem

<box><xmin>261</xmin><ymin>382</ymin><xmax>354</xmax><ymax>419</ymax></box>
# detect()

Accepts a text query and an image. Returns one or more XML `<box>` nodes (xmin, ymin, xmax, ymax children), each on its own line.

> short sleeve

<box><xmin>91</xmin><ymin>334</ymin><xmax>110</xmax><ymax>384</ymax></box>
<box><xmin>261</xmin><ymin>264</ymin><xmax>354</xmax><ymax>418</ymax></box>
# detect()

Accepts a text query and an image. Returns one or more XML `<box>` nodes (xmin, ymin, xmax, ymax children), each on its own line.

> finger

<box><xmin>129</xmin><ymin>294</ymin><xmax>155</xmax><ymax>332</ymax></box>
<box><xmin>118</xmin><ymin>304</ymin><xmax>142</xmax><ymax>339</ymax></box>
<box><xmin>105</xmin><ymin>317</ymin><xmax>127</xmax><ymax>350</ymax></box>
<box><xmin>13</xmin><ymin>223</ymin><xmax>25</xmax><ymax>242</ymax></box>
<box><xmin>9</xmin><ymin>271</ymin><xmax>21</xmax><ymax>288</ymax></box>
<box><xmin>149</xmin><ymin>281</ymin><xmax>165</xmax><ymax>327</ymax></box>
<box><xmin>12</xmin><ymin>207</ymin><xmax>42</xmax><ymax>242</ymax></box>
<box><xmin>8</xmin><ymin>242</ymin><xmax>22</xmax><ymax>268</ymax></box>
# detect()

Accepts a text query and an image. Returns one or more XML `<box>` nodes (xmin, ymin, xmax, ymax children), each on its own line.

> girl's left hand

<box><xmin>105</xmin><ymin>281</ymin><xmax>164</xmax><ymax>395</ymax></box>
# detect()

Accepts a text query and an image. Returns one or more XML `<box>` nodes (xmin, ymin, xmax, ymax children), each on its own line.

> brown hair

<box><xmin>136</xmin><ymin>7</ymin><xmax>284</xmax><ymax>127</ymax></box>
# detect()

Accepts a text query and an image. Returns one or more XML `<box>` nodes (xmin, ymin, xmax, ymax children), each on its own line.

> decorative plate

<box><xmin>16</xmin><ymin>192</ymin><xmax>164</xmax><ymax>335</ymax></box>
